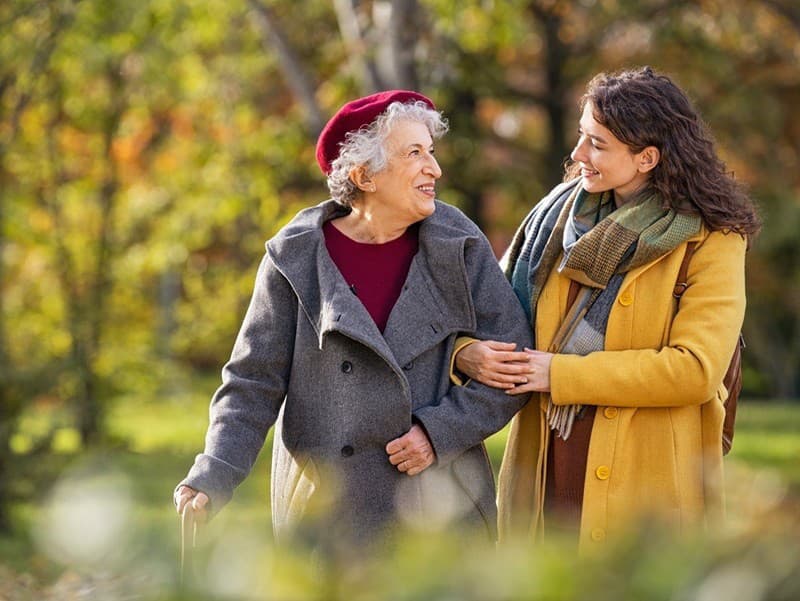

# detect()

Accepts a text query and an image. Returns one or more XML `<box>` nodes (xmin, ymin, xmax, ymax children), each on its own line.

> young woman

<box><xmin>454</xmin><ymin>67</ymin><xmax>760</xmax><ymax>551</ymax></box>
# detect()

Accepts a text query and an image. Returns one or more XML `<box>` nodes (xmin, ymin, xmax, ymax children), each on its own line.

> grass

<box><xmin>2</xmin><ymin>392</ymin><xmax>800</xmax><ymax>599</ymax></box>
<box><xmin>726</xmin><ymin>402</ymin><xmax>800</xmax><ymax>486</ymax></box>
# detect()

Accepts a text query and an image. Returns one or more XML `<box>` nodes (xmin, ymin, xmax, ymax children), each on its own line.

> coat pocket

<box><xmin>450</xmin><ymin>445</ymin><xmax>498</xmax><ymax>540</ymax></box>
<box><xmin>273</xmin><ymin>453</ymin><xmax>320</xmax><ymax>542</ymax></box>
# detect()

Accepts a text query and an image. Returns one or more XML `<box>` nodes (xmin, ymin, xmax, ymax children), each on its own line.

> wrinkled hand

<box><xmin>174</xmin><ymin>485</ymin><xmax>209</xmax><ymax>522</ymax></box>
<box><xmin>386</xmin><ymin>424</ymin><xmax>435</xmax><ymax>476</ymax></box>
<box><xmin>506</xmin><ymin>349</ymin><xmax>553</xmax><ymax>394</ymax></box>
<box><xmin>455</xmin><ymin>340</ymin><xmax>531</xmax><ymax>389</ymax></box>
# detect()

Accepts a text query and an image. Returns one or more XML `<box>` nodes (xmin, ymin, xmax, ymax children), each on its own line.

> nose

<box><xmin>571</xmin><ymin>135</ymin><xmax>588</xmax><ymax>163</ymax></box>
<box><xmin>424</xmin><ymin>153</ymin><xmax>442</xmax><ymax>179</ymax></box>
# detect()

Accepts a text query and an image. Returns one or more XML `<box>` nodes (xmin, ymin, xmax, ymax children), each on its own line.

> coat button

<box><xmin>341</xmin><ymin>445</ymin><xmax>354</xmax><ymax>457</ymax></box>
<box><xmin>603</xmin><ymin>407</ymin><xmax>618</xmax><ymax>419</ymax></box>
<box><xmin>341</xmin><ymin>361</ymin><xmax>353</xmax><ymax>373</ymax></box>
<box><xmin>402</xmin><ymin>361</ymin><xmax>414</xmax><ymax>371</ymax></box>
<box><xmin>591</xmin><ymin>528</ymin><xmax>606</xmax><ymax>542</ymax></box>
<box><xmin>595</xmin><ymin>465</ymin><xmax>611</xmax><ymax>480</ymax></box>
<box><xmin>618</xmin><ymin>292</ymin><xmax>633</xmax><ymax>306</ymax></box>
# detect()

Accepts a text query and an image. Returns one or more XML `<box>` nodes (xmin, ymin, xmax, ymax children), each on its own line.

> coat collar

<box><xmin>621</xmin><ymin>222</ymin><xmax>710</xmax><ymax>289</ymax></box>
<box><xmin>266</xmin><ymin>200</ymin><xmax>477</xmax><ymax>370</ymax></box>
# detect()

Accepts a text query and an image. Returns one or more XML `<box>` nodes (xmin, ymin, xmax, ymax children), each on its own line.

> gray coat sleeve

<box><xmin>412</xmin><ymin>234</ymin><xmax>533</xmax><ymax>465</ymax></box>
<box><xmin>177</xmin><ymin>253</ymin><xmax>296</xmax><ymax>514</ymax></box>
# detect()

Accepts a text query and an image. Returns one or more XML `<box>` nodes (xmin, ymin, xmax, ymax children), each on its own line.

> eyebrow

<box><xmin>579</xmin><ymin>124</ymin><xmax>608</xmax><ymax>145</ymax></box>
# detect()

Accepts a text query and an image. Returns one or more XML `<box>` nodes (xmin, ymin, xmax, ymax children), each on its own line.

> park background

<box><xmin>1</xmin><ymin>0</ymin><xmax>799</xmax><ymax>599</ymax></box>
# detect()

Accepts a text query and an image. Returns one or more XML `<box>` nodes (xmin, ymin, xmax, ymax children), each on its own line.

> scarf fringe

<box><xmin>545</xmin><ymin>400</ymin><xmax>583</xmax><ymax>440</ymax></box>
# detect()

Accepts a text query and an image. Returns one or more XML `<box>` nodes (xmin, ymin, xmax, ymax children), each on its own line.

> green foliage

<box><xmin>2</xmin><ymin>0</ymin><xmax>799</xmax><ymax>567</ymax></box>
<box><xmin>1</xmin><ymin>0</ymin><xmax>797</xmax><ymax>450</ymax></box>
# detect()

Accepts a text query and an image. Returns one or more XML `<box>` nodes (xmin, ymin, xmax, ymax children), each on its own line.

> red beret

<box><xmin>315</xmin><ymin>90</ymin><xmax>435</xmax><ymax>175</ymax></box>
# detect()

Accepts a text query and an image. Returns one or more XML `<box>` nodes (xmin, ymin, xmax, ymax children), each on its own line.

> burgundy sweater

<box><xmin>323</xmin><ymin>220</ymin><xmax>419</xmax><ymax>332</ymax></box>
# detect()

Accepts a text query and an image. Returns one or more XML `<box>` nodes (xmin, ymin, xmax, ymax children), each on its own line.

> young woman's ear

<box><xmin>637</xmin><ymin>146</ymin><xmax>661</xmax><ymax>173</ymax></box>
<box><xmin>349</xmin><ymin>166</ymin><xmax>376</xmax><ymax>192</ymax></box>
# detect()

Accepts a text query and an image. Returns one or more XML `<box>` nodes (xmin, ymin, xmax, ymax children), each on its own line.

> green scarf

<box><xmin>560</xmin><ymin>187</ymin><xmax>702</xmax><ymax>288</ymax></box>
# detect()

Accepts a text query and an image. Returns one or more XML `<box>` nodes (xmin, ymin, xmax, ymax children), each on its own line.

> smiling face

<box><xmin>570</xmin><ymin>102</ymin><xmax>658</xmax><ymax>205</ymax></box>
<box><xmin>368</xmin><ymin>119</ymin><xmax>442</xmax><ymax>226</ymax></box>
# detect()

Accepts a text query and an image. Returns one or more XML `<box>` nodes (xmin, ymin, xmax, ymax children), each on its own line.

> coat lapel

<box><xmin>267</xmin><ymin>201</ymin><xmax>395</xmax><ymax>365</ymax></box>
<box><xmin>382</xmin><ymin>212</ymin><xmax>476</xmax><ymax>368</ymax></box>
<box><xmin>268</xmin><ymin>200</ymin><xmax>476</xmax><ymax>372</ymax></box>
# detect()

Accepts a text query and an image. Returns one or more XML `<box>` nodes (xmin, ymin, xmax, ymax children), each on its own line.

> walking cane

<box><xmin>180</xmin><ymin>503</ymin><xmax>197</xmax><ymax>585</ymax></box>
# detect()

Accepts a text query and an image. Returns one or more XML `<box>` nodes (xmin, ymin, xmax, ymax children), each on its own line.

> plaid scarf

<box><xmin>509</xmin><ymin>180</ymin><xmax>702</xmax><ymax>438</ymax></box>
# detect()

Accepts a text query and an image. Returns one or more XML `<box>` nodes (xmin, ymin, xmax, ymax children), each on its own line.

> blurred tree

<box><xmin>0</xmin><ymin>0</ymin><xmax>76</xmax><ymax>531</ymax></box>
<box><xmin>27</xmin><ymin>0</ymin><xmax>142</xmax><ymax>447</ymax></box>
<box><xmin>250</xmin><ymin>0</ymin><xmax>800</xmax><ymax>397</ymax></box>
<box><xmin>1</xmin><ymin>0</ymin><xmax>798</xmax><ymax>516</ymax></box>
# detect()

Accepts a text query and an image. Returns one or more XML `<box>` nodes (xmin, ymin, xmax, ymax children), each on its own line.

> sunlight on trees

<box><xmin>1</xmin><ymin>0</ymin><xmax>799</xmax><ymax>593</ymax></box>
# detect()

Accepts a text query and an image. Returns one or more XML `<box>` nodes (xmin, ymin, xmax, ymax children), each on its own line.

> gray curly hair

<box><xmin>327</xmin><ymin>100</ymin><xmax>449</xmax><ymax>207</ymax></box>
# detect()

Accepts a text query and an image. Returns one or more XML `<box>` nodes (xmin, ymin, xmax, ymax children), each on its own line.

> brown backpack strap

<box><xmin>673</xmin><ymin>240</ymin><xmax>744</xmax><ymax>455</ymax></box>
<box><xmin>674</xmin><ymin>241</ymin><xmax>699</xmax><ymax>299</ymax></box>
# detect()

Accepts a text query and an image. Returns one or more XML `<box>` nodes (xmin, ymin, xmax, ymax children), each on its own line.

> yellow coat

<box><xmin>497</xmin><ymin>225</ymin><xmax>747</xmax><ymax>552</ymax></box>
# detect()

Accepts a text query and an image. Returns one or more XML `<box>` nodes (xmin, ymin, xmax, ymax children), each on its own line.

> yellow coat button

<box><xmin>596</xmin><ymin>465</ymin><xmax>611</xmax><ymax>480</ymax></box>
<box><xmin>618</xmin><ymin>292</ymin><xmax>633</xmax><ymax>306</ymax></box>
<box><xmin>591</xmin><ymin>528</ymin><xmax>606</xmax><ymax>542</ymax></box>
<box><xmin>604</xmin><ymin>407</ymin><xmax>618</xmax><ymax>419</ymax></box>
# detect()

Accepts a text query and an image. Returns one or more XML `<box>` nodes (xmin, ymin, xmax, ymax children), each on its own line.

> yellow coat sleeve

<box><xmin>450</xmin><ymin>336</ymin><xmax>478</xmax><ymax>386</ymax></box>
<box><xmin>449</xmin><ymin>336</ymin><xmax>478</xmax><ymax>386</ymax></box>
<box><xmin>549</xmin><ymin>230</ymin><xmax>746</xmax><ymax>408</ymax></box>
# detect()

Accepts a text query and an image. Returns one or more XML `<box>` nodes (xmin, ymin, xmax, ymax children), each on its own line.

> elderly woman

<box><xmin>174</xmin><ymin>90</ymin><xmax>532</xmax><ymax>553</ymax></box>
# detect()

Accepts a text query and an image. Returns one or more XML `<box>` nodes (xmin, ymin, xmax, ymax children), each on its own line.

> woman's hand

<box><xmin>174</xmin><ymin>485</ymin><xmax>209</xmax><ymax>522</ymax></box>
<box><xmin>455</xmin><ymin>340</ymin><xmax>531</xmax><ymax>389</ymax></box>
<box><xmin>386</xmin><ymin>424</ymin><xmax>435</xmax><ymax>476</ymax></box>
<box><xmin>506</xmin><ymin>349</ymin><xmax>553</xmax><ymax>394</ymax></box>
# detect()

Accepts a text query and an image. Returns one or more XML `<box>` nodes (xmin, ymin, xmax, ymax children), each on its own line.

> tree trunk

<box><xmin>389</xmin><ymin>0</ymin><xmax>420</xmax><ymax>90</ymax></box>
<box><xmin>445</xmin><ymin>87</ymin><xmax>484</xmax><ymax>229</ymax></box>
<box><xmin>0</xmin><ymin>0</ymin><xmax>73</xmax><ymax>530</ymax></box>
<box><xmin>332</xmin><ymin>0</ymin><xmax>384</xmax><ymax>92</ymax></box>
<box><xmin>743</xmin><ymin>315</ymin><xmax>798</xmax><ymax>399</ymax></box>
<box><xmin>533</xmin><ymin>2</ymin><xmax>570</xmax><ymax>187</ymax></box>
<box><xmin>0</xmin><ymin>158</ymin><xmax>13</xmax><ymax>532</ymax></box>
<box><xmin>77</xmin><ymin>62</ymin><xmax>126</xmax><ymax>446</ymax></box>
<box><xmin>247</xmin><ymin>0</ymin><xmax>325</xmax><ymax>135</ymax></box>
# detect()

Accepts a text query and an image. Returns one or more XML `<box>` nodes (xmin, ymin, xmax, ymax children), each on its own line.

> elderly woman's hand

<box><xmin>174</xmin><ymin>485</ymin><xmax>209</xmax><ymax>522</ymax></box>
<box><xmin>505</xmin><ymin>349</ymin><xmax>553</xmax><ymax>394</ymax></box>
<box><xmin>455</xmin><ymin>340</ymin><xmax>531</xmax><ymax>389</ymax></box>
<box><xmin>386</xmin><ymin>424</ymin><xmax>435</xmax><ymax>476</ymax></box>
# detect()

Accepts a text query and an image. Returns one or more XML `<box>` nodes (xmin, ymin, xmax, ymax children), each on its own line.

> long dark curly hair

<box><xmin>564</xmin><ymin>66</ymin><xmax>760</xmax><ymax>237</ymax></box>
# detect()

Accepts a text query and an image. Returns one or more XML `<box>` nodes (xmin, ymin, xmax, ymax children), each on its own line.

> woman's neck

<box><xmin>332</xmin><ymin>205</ymin><xmax>409</xmax><ymax>244</ymax></box>
<box><xmin>613</xmin><ymin>179</ymin><xmax>651</xmax><ymax>208</ymax></box>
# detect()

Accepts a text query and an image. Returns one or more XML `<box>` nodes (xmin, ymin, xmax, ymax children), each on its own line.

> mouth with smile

<box><xmin>416</xmin><ymin>183</ymin><xmax>436</xmax><ymax>198</ymax></box>
<box><xmin>580</xmin><ymin>166</ymin><xmax>600</xmax><ymax>179</ymax></box>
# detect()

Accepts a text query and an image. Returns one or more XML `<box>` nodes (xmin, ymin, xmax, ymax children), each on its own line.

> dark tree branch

<box><xmin>526</xmin><ymin>1</ymin><xmax>570</xmax><ymax>183</ymax></box>
<box><xmin>247</xmin><ymin>0</ymin><xmax>325</xmax><ymax>136</ymax></box>
<box><xmin>761</xmin><ymin>0</ymin><xmax>800</xmax><ymax>31</ymax></box>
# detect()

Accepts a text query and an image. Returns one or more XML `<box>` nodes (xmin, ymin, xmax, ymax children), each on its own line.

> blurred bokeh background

<box><xmin>2</xmin><ymin>0</ymin><xmax>799</xmax><ymax>598</ymax></box>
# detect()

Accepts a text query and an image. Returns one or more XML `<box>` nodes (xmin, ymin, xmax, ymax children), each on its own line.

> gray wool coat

<box><xmin>179</xmin><ymin>199</ymin><xmax>532</xmax><ymax>547</ymax></box>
